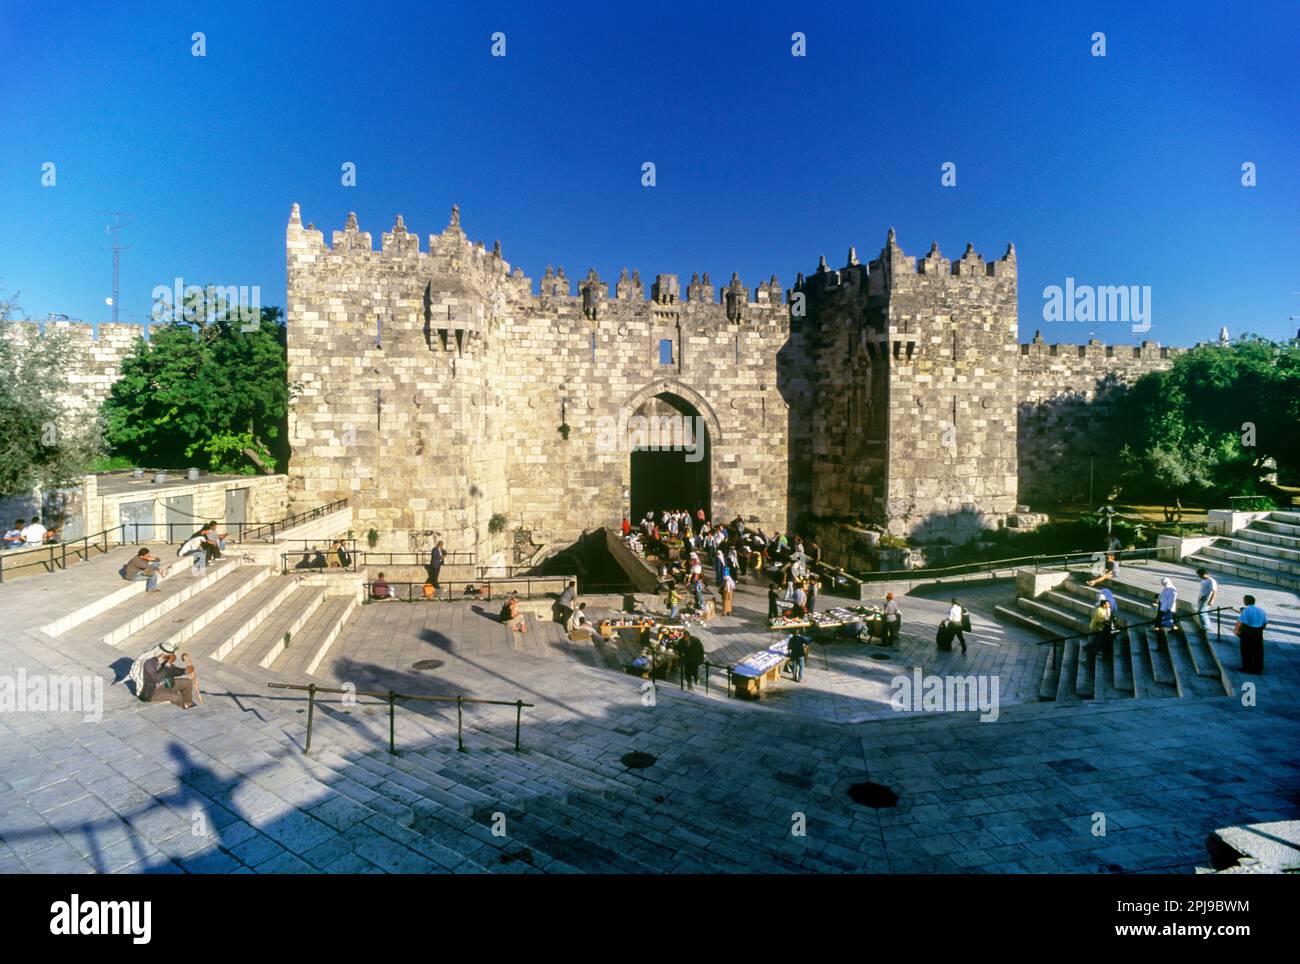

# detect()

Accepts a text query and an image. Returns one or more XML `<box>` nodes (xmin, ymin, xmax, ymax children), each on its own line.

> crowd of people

<box><xmin>625</xmin><ymin>509</ymin><xmax>826</xmax><ymax>627</ymax></box>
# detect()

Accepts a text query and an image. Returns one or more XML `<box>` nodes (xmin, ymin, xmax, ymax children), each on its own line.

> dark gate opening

<box><xmin>629</xmin><ymin>393</ymin><xmax>710</xmax><ymax>525</ymax></box>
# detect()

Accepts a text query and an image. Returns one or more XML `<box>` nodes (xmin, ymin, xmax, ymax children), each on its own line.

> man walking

<box><xmin>428</xmin><ymin>540</ymin><xmax>447</xmax><ymax>596</ymax></box>
<box><xmin>788</xmin><ymin>633</ymin><xmax>809</xmax><ymax>683</ymax></box>
<box><xmin>945</xmin><ymin>599</ymin><xmax>969</xmax><ymax>653</ymax></box>
<box><xmin>1235</xmin><ymin>595</ymin><xmax>1268</xmax><ymax>674</ymax></box>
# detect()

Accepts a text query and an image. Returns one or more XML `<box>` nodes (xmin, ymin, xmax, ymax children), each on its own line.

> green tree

<box><xmin>101</xmin><ymin>294</ymin><xmax>289</xmax><ymax>474</ymax></box>
<box><xmin>1113</xmin><ymin>336</ymin><xmax>1300</xmax><ymax>503</ymax></box>
<box><xmin>0</xmin><ymin>292</ymin><xmax>104</xmax><ymax>494</ymax></box>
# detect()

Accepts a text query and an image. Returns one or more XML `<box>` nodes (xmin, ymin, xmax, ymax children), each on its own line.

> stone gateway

<box><xmin>284</xmin><ymin>205</ymin><xmax>1182</xmax><ymax>563</ymax></box>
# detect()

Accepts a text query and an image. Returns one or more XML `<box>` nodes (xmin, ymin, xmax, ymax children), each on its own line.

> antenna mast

<box><xmin>104</xmin><ymin>212</ymin><xmax>132</xmax><ymax>325</ymax></box>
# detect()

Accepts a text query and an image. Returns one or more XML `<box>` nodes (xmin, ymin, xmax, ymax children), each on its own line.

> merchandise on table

<box><xmin>731</xmin><ymin>649</ymin><xmax>785</xmax><ymax>678</ymax></box>
<box><xmin>768</xmin><ymin>615</ymin><xmax>812</xmax><ymax>630</ymax></box>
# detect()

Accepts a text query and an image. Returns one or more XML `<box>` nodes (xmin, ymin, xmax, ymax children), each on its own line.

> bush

<box><xmin>488</xmin><ymin>513</ymin><xmax>508</xmax><ymax>535</ymax></box>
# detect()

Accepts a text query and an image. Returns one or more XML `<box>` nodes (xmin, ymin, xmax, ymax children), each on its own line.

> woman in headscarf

<box><xmin>1154</xmin><ymin>577</ymin><xmax>1178</xmax><ymax>632</ymax></box>
<box><xmin>129</xmin><ymin>640</ymin><xmax>200</xmax><ymax>708</ymax></box>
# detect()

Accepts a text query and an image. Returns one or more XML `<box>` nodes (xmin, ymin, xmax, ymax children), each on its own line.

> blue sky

<box><xmin>2</xmin><ymin>0</ymin><xmax>1297</xmax><ymax>345</ymax></box>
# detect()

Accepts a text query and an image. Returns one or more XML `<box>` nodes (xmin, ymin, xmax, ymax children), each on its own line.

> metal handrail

<box><xmin>239</xmin><ymin>498</ymin><xmax>349</xmax><ymax>543</ymax></box>
<box><xmin>0</xmin><ymin>522</ymin><xmax>124</xmax><ymax>584</ymax></box>
<box><xmin>1036</xmin><ymin>605</ymin><xmax>1239</xmax><ymax>649</ymax></box>
<box><xmin>358</xmin><ymin>551</ymin><xmax>477</xmax><ymax>566</ymax></box>
<box><xmin>280</xmin><ymin>538</ymin><xmax>359</xmax><ymax>574</ymax></box>
<box><xmin>116</xmin><ymin>499</ymin><xmax>349</xmax><ymax>547</ymax></box>
<box><xmin>267</xmin><ymin>682</ymin><xmax>534</xmax><ymax>754</ymax></box>
<box><xmin>364</xmin><ymin>576</ymin><xmax>576</xmax><ymax>603</ymax></box>
<box><xmin>857</xmin><ymin>547</ymin><xmax>1158</xmax><ymax>585</ymax></box>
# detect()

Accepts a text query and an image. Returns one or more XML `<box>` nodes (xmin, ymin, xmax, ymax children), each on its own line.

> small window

<box><xmin>658</xmin><ymin>339</ymin><xmax>674</xmax><ymax>365</ymax></box>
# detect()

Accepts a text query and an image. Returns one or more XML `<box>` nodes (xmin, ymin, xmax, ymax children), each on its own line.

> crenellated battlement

<box><xmin>1018</xmin><ymin>331</ymin><xmax>1185</xmax><ymax>362</ymax></box>
<box><xmin>288</xmin><ymin>204</ymin><xmax>788</xmax><ymax>321</ymax></box>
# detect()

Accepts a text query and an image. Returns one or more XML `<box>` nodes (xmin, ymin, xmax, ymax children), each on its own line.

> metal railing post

<box><xmin>388</xmin><ymin>691</ymin><xmax>397</xmax><ymax>755</ymax></box>
<box><xmin>457</xmin><ymin>695</ymin><xmax>465</xmax><ymax>752</ymax></box>
<box><xmin>305</xmin><ymin>683</ymin><xmax>317</xmax><ymax>753</ymax></box>
<box><xmin>1216</xmin><ymin>608</ymin><xmax>1221</xmax><ymax>643</ymax></box>
<box><xmin>514</xmin><ymin>700</ymin><xmax>523</xmax><ymax>751</ymax></box>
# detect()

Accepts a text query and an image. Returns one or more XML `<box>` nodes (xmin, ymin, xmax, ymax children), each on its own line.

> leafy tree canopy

<box><xmin>1111</xmin><ymin>336</ymin><xmax>1300</xmax><ymax>503</ymax></box>
<box><xmin>101</xmin><ymin>292</ymin><xmax>289</xmax><ymax>475</ymax></box>
<box><xmin>0</xmin><ymin>292</ymin><xmax>104</xmax><ymax>494</ymax></box>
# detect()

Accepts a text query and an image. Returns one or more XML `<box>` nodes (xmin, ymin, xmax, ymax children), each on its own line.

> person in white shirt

<box><xmin>1195</xmin><ymin>568</ymin><xmax>1218</xmax><ymax>634</ymax></box>
<box><xmin>947</xmin><ymin>599</ymin><xmax>968</xmax><ymax>653</ymax></box>
<box><xmin>176</xmin><ymin>533</ymin><xmax>207</xmax><ymax>575</ymax></box>
<box><xmin>20</xmin><ymin>518</ymin><xmax>47</xmax><ymax>547</ymax></box>
<box><xmin>1154</xmin><ymin>577</ymin><xmax>1177</xmax><ymax>631</ymax></box>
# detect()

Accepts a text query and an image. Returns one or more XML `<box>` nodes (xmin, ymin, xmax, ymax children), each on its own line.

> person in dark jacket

<box><xmin>683</xmin><ymin>634</ymin><xmax>705</xmax><ymax>690</ymax></box>
<box><xmin>427</xmin><ymin>540</ymin><xmax>447</xmax><ymax>591</ymax></box>
<box><xmin>768</xmin><ymin>583</ymin><xmax>779</xmax><ymax>621</ymax></box>
<box><xmin>788</xmin><ymin>633</ymin><xmax>809</xmax><ymax>682</ymax></box>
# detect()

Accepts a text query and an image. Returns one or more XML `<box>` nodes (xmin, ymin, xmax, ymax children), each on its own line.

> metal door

<box><xmin>118</xmin><ymin>499</ymin><xmax>154</xmax><ymax>543</ymax></box>
<box><xmin>164</xmin><ymin>495</ymin><xmax>194</xmax><ymax>543</ymax></box>
<box><xmin>224</xmin><ymin>487</ymin><xmax>248</xmax><ymax>536</ymax></box>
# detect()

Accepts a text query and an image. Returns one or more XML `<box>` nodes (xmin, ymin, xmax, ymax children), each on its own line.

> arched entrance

<box><xmin>620</xmin><ymin>380</ymin><xmax>722</xmax><ymax>525</ymax></box>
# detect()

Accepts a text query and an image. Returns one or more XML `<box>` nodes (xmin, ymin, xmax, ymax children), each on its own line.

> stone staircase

<box><xmin>43</xmin><ymin>551</ymin><xmax>358</xmax><ymax>680</ymax></box>
<box><xmin>995</xmin><ymin>572</ymin><xmax>1238</xmax><ymax>704</ymax></box>
<box><xmin>1190</xmin><ymin>511</ymin><xmax>1300</xmax><ymax>591</ymax></box>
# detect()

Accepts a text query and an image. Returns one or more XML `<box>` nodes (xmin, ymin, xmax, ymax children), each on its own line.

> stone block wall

<box><xmin>1016</xmin><ymin>335</ymin><xmax>1181</xmax><ymax>504</ymax></box>
<box><xmin>2</xmin><ymin>319</ymin><xmax>143</xmax><ymax>426</ymax></box>
<box><xmin>286</xmin><ymin>204</ymin><xmax>1197</xmax><ymax>558</ymax></box>
<box><xmin>287</xmin><ymin>205</ymin><xmax>791</xmax><ymax>562</ymax></box>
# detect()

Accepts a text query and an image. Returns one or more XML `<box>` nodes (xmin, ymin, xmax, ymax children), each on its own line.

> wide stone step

<box><xmin>1252</xmin><ymin>517</ymin><xmax>1300</xmax><ymax>539</ymax></box>
<box><xmin>1016</xmin><ymin>596</ymin><xmax>1090</xmax><ymax>634</ymax></box>
<box><xmin>1186</xmin><ymin>553</ymin><xmax>1300</xmax><ymax>591</ymax></box>
<box><xmin>223</xmin><ymin>584</ymin><xmax>328</xmax><ymax>670</ymax></box>
<box><xmin>1111</xmin><ymin>630</ymin><xmax>1134</xmax><ymax>693</ymax></box>
<box><xmin>1035</xmin><ymin>641</ymin><xmax>1061</xmax><ymax>701</ymax></box>
<box><xmin>103</xmin><ymin>565</ymin><xmax>271</xmax><ymax>650</ymax></box>
<box><xmin>1041</xmin><ymin>588</ymin><xmax>1097</xmax><ymax>619</ymax></box>
<box><xmin>993</xmin><ymin>603</ymin><xmax>1053</xmax><ymax>636</ymax></box>
<box><xmin>1074</xmin><ymin>642</ymin><xmax>1095</xmax><ymax>699</ymax></box>
<box><xmin>1181</xmin><ymin>621</ymin><xmax>1224</xmax><ymax>680</ymax></box>
<box><xmin>1089</xmin><ymin>647</ymin><xmax>1122</xmax><ymax>701</ymax></box>
<box><xmin>59</xmin><ymin>558</ymin><xmax>247</xmax><ymax>646</ymax></box>
<box><xmin>1203</xmin><ymin>541</ymin><xmax>1300</xmax><ymax>574</ymax></box>
<box><xmin>1266</xmin><ymin>510</ymin><xmax>1300</xmax><ymax>526</ymax></box>
<box><xmin>199</xmin><ymin>576</ymin><xmax>302</xmax><ymax>662</ymax></box>
<box><xmin>271</xmin><ymin>595</ymin><xmax>357</xmax><ymax>677</ymax></box>
<box><xmin>1055</xmin><ymin>639</ymin><xmax>1080</xmax><ymax>703</ymax></box>
<box><xmin>1140</xmin><ymin>629</ymin><xmax>1179</xmax><ymax>694</ymax></box>
<box><xmin>1164</xmin><ymin>630</ymin><xmax>1203</xmax><ymax>698</ymax></box>
<box><xmin>1233</xmin><ymin>526</ymin><xmax>1300</xmax><ymax>553</ymax></box>
<box><xmin>38</xmin><ymin>553</ymin><xmax>233</xmax><ymax>637</ymax></box>
<box><xmin>1201</xmin><ymin>629</ymin><xmax>1245</xmax><ymax>700</ymax></box>
<box><xmin>1126</xmin><ymin>629</ymin><xmax>1150</xmax><ymax>700</ymax></box>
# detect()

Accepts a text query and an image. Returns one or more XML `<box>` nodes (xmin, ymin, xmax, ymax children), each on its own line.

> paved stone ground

<box><xmin>2</xmin><ymin>552</ymin><xmax>1298</xmax><ymax>873</ymax></box>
